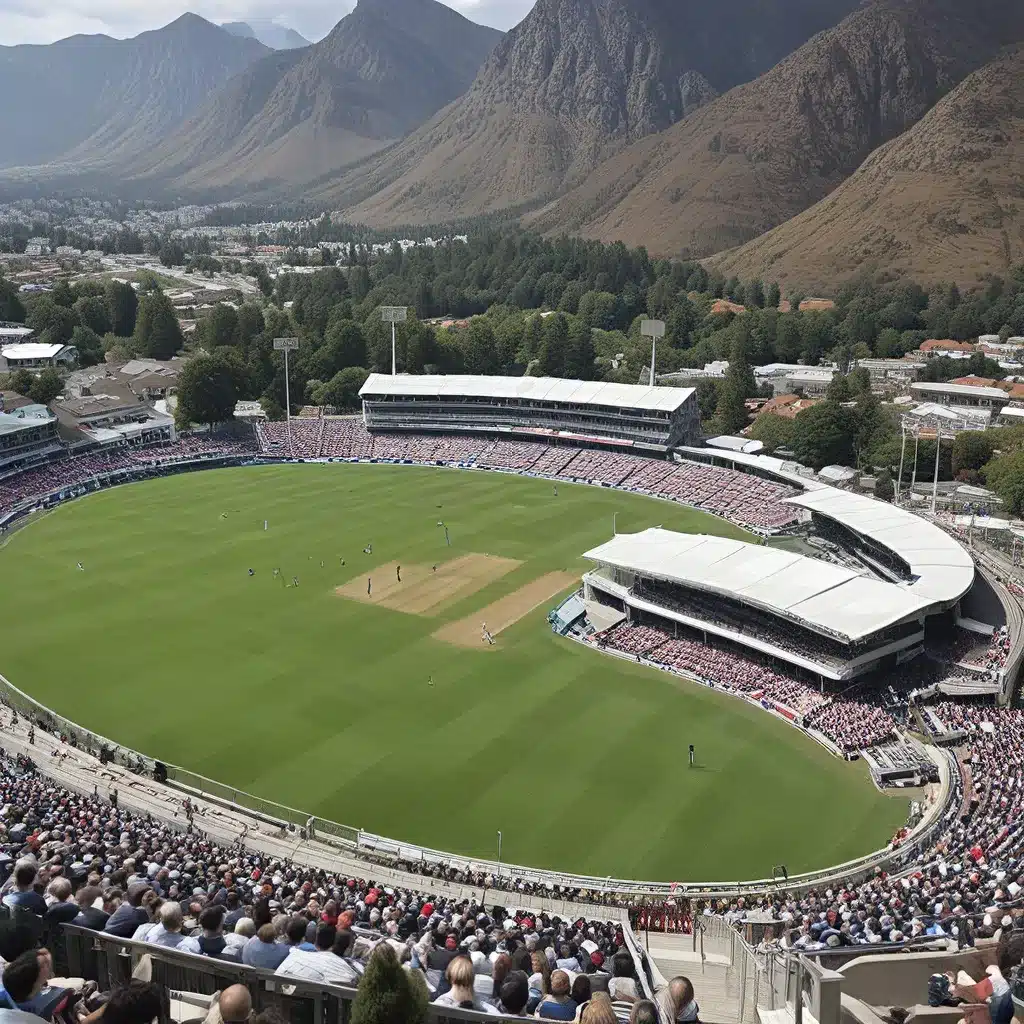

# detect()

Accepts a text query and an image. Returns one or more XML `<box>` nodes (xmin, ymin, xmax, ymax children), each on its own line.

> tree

<box><xmin>790</xmin><ymin>401</ymin><xmax>856</xmax><ymax>470</ymax></box>
<box><xmin>28</xmin><ymin>367</ymin><xmax>63</xmax><ymax>405</ymax></box>
<box><xmin>314</xmin><ymin>366</ymin><xmax>369</xmax><ymax>411</ymax></box>
<box><xmin>350</xmin><ymin>944</ymin><xmax>427</xmax><ymax>1024</ymax></box>
<box><xmin>175</xmin><ymin>353</ymin><xmax>239</xmax><ymax>428</ymax></box>
<box><xmin>135</xmin><ymin>291</ymin><xmax>184</xmax><ymax>360</ymax></box>
<box><xmin>26</xmin><ymin>297</ymin><xmax>78</xmax><ymax>345</ymax></box>
<box><xmin>201</xmin><ymin>304</ymin><xmax>241</xmax><ymax>348</ymax></box>
<box><xmin>462</xmin><ymin>318</ymin><xmax>497</xmax><ymax>375</ymax></box>
<box><xmin>765</xmin><ymin>282</ymin><xmax>781</xmax><ymax>310</ymax></box>
<box><xmin>825</xmin><ymin>373</ymin><xmax>852</xmax><ymax>403</ymax></box>
<box><xmin>952</xmin><ymin>432</ymin><xmax>995</xmax><ymax>478</ymax></box>
<box><xmin>73</xmin><ymin>295</ymin><xmax>110</xmax><ymax>336</ymax></box>
<box><xmin>874</xmin><ymin>467</ymin><xmax>895</xmax><ymax>502</ymax></box>
<box><xmin>0</xmin><ymin>277</ymin><xmax>25</xmax><ymax>322</ymax></box>
<box><xmin>158</xmin><ymin>240</ymin><xmax>186</xmax><ymax>268</ymax></box>
<box><xmin>71</xmin><ymin>325</ymin><xmax>104</xmax><ymax>368</ymax></box>
<box><xmin>565</xmin><ymin>320</ymin><xmax>596</xmax><ymax>379</ymax></box>
<box><xmin>105</xmin><ymin>281</ymin><xmax>138</xmax><ymax>337</ymax></box>
<box><xmin>983</xmin><ymin>450</ymin><xmax>1024</xmax><ymax>516</ymax></box>
<box><xmin>249</xmin><ymin>262</ymin><xmax>273</xmax><ymax>297</ymax></box>
<box><xmin>748</xmin><ymin>412</ymin><xmax>795</xmax><ymax>454</ymax></box>
<box><xmin>711</xmin><ymin>378</ymin><xmax>748</xmax><ymax>435</ymax></box>
<box><xmin>7</xmin><ymin>368</ymin><xmax>33</xmax><ymax>396</ymax></box>
<box><xmin>538</xmin><ymin>314</ymin><xmax>568</xmax><ymax>376</ymax></box>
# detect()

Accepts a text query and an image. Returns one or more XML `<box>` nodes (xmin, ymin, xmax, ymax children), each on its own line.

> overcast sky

<box><xmin>0</xmin><ymin>0</ymin><xmax>531</xmax><ymax>44</ymax></box>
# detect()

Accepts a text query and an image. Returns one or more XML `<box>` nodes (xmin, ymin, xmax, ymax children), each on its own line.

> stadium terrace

<box><xmin>584</xmin><ymin>529</ymin><xmax>934</xmax><ymax>681</ymax></box>
<box><xmin>358</xmin><ymin>373</ymin><xmax>701</xmax><ymax>449</ymax></box>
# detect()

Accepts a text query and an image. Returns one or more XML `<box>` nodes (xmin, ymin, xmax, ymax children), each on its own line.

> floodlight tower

<box><xmin>273</xmin><ymin>337</ymin><xmax>299</xmax><ymax>450</ymax></box>
<box><xmin>380</xmin><ymin>307</ymin><xmax>408</xmax><ymax>375</ymax></box>
<box><xmin>641</xmin><ymin>319</ymin><xmax>666</xmax><ymax>385</ymax></box>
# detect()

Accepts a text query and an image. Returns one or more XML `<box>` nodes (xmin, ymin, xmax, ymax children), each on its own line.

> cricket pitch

<box><xmin>334</xmin><ymin>553</ymin><xmax>521</xmax><ymax>616</ymax></box>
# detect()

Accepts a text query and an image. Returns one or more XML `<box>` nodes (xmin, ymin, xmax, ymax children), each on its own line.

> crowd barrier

<box><xmin>60</xmin><ymin>925</ymin><xmax>518</xmax><ymax>1024</ymax></box>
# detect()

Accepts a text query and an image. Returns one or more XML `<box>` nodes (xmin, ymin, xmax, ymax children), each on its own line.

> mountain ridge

<box><xmin>709</xmin><ymin>43</ymin><xmax>1024</xmax><ymax>288</ymax></box>
<box><xmin>126</xmin><ymin>0</ymin><xmax>503</xmax><ymax>191</ymax></box>
<box><xmin>0</xmin><ymin>14</ymin><xmax>268</xmax><ymax>170</ymax></box>
<box><xmin>316</xmin><ymin>0</ymin><xmax>862</xmax><ymax>224</ymax></box>
<box><xmin>524</xmin><ymin>0</ymin><xmax>1024</xmax><ymax>259</ymax></box>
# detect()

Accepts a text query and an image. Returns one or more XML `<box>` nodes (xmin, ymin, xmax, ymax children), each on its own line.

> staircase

<box><xmin>643</xmin><ymin>931</ymin><xmax>741</xmax><ymax>1024</ymax></box>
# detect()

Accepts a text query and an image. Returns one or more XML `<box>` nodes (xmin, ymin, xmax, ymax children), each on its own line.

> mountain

<box><xmin>526</xmin><ymin>0</ymin><xmax>1024</xmax><ymax>259</ymax></box>
<box><xmin>222</xmin><ymin>21</ymin><xmax>312</xmax><ymax>50</ymax></box>
<box><xmin>319</xmin><ymin>0</ymin><xmax>862</xmax><ymax>224</ymax></box>
<box><xmin>710</xmin><ymin>45</ymin><xmax>1024</xmax><ymax>289</ymax></box>
<box><xmin>130</xmin><ymin>0</ymin><xmax>503</xmax><ymax>191</ymax></box>
<box><xmin>0</xmin><ymin>14</ymin><xmax>268</xmax><ymax>170</ymax></box>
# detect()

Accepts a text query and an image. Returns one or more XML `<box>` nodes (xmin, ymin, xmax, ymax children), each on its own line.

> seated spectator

<box><xmin>104</xmin><ymin>884</ymin><xmax>152</xmax><ymax>939</ymax></box>
<box><xmin>571</xmin><ymin>976</ymin><xmax>592</xmax><ymax>1009</ymax></box>
<box><xmin>273</xmin><ymin>922</ymin><xmax>357</xmax><ymax>986</ymax></box>
<box><xmin>536</xmin><ymin>970</ymin><xmax>577</xmax><ymax>1020</ymax></box>
<box><xmin>499</xmin><ymin>971</ymin><xmax>531</xmax><ymax>1017</ymax></box>
<box><xmin>659</xmin><ymin>977</ymin><xmax>699</xmax><ymax>1024</ymax></box>
<box><xmin>629</xmin><ymin>1001</ymin><xmax>660</xmax><ymax>1024</ymax></box>
<box><xmin>243</xmin><ymin>922</ymin><xmax>288</xmax><ymax>969</ymax></box>
<box><xmin>71</xmin><ymin>887</ymin><xmax>109</xmax><ymax>932</ymax></box>
<box><xmin>608</xmin><ymin>952</ymin><xmax>637</xmax><ymax>1002</ymax></box>
<box><xmin>286</xmin><ymin>916</ymin><xmax>315</xmax><ymax>953</ymax></box>
<box><xmin>178</xmin><ymin>906</ymin><xmax>227</xmax><ymax>959</ymax></box>
<box><xmin>143</xmin><ymin>903</ymin><xmax>185</xmax><ymax>950</ymax></box>
<box><xmin>2</xmin><ymin>866</ymin><xmax>46</xmax><ymax>917</ymax></box>
<box><xmin>0</xmin><ymin>948</ymin><xmax>67</xmax><ymax>1020</ymax></box>
<box><xmin>583</xmin><ymin>993</ymin><xmax>618</xmax><ymax>1024</ymax></box>
<box><xmin>432</xmin><ymin>955</ymin><xmax>497</xmax><ymax>1013</ymax></box>
<box><xmin>100</xmin><ymin>981</ymin><xmax>164</xmax><ymax>1024</ymax></box>
<box><xmin>203</xmin><ymin>985</ymin><xmax>251</xmax><ymax>1024</ymax></box>
<box><xmin>223</xmin><ymin>919</ymin><xmax>255</xmax><ymax>960</ymax></box>
<box><xmin>42</xmin><ymin>880</ymin><xmax>78</xmax><ymax>931</ymax></box>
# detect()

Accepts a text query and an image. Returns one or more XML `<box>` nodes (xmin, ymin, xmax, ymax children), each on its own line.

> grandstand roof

<box><xmin>782</xmin><ymin>490</ymin><xmax>975</xmax><ymax>604</ymax></box>
<box><xmin>359</xmin><ymin>374</ymin><xmax>694</xmax><ymax>414</ymax></box>
<box><xmin>585</xmin><ymin>529</ymin><xmax>932</xmax><ymax>641</ymax></box>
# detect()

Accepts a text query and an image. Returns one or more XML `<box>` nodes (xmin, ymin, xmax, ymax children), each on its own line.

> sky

<box><xmin>0</xmin><ymin>0</ymin><xmax>531</xmax><ymax>44</ymax></box>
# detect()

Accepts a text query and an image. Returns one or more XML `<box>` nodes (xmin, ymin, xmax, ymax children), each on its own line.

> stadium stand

<box><xmin>4</xmin><ymin>404</ymin><xmax>1024</xmax><ymax>980</ymax></box>
<box><xmin>0</xmin><ymin>435</ymin><xmax>258</xmax><ymax>520</ymax></box>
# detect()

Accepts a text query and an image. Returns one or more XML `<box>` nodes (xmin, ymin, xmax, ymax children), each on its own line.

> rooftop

<box><xmin>782</xmin><ymin>490</ymin><xmax>975</xmax><ymax>605</ymax></box>
<box><xmin>910</xmin><ymin>381</ymin><xmax>1010</xmax><ymax>400</ymax></box>
<box><xmin>359</xmin><ymin>374</ymin><xmax>695</xmax><ymax>414</ymax></box>
<box><xmin>585</xmin><ymin>528</ymin><xmax>932</xmax><ymax>642</ymax></box>
<box><xmin>1</xmin><ymin>342</ymin><xmax>68</xmax><ymax>359</ymax></box>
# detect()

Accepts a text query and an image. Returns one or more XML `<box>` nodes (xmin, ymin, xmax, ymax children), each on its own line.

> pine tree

<box><xmin>351</xmin><ymin>945</ymin><xmax>427</xmax><ymax>1024</ymax></box>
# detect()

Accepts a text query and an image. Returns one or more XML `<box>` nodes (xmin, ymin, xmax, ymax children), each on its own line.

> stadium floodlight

<box><xmin>379</xmin><ymin>306</ymin><xmax>408</xmax><ymax>376</ymax></box>
<box><xmin>273</xmin><ymin>338</ymin><xmax>300</xmax><ymax>451</ymax></box>
<box><xmin>641</xmin><ymin>319</ymin><xmax>666</xmax><ymax>386</ymax></box>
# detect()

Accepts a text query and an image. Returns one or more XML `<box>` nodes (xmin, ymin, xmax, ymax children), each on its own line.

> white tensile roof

<box><xmin>1</xmin><ymin>342</ymin><xmax>66</xmax><ymax>359</ymax></box>
<box><xmin>910</xmin><ymin>381</ymin><xmax>1009</xmax><ymax>400</ymax></box>
<box><xmin>585</xmin><ymin>528</ymin><xmax>933</xmax><ymax>642</ymax></box>
<box><xmin>359</xmin><ymin>373</ymin><xmax>694</xmax><ymax>414</ymax></box>
<box><xmin>782</xmin><ymin>489</ymin><xmax>975</xmax><ymax>604</ymax></box>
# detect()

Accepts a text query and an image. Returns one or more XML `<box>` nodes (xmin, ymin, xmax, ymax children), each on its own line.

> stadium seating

<box><xmin>0</xmin><ymin>437</ymin><xmax>258</xmax><ymax>520</ymax></box>
<box><xmin>593</xmin><ymin>621</ymin><xmax>892</xmax><ymax>750</ymax></box>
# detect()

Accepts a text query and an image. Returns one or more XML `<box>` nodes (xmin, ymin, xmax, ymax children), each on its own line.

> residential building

<box><xmin>784</xmin><ymin>368</ymin><xmax>835</xmax><ymax>396</ymax></box>
<box><xmin>909</xmin><ymin>381</ymin><xmax>1010</xmax><ymax>413</ymax></box>
<box><xmin>0</xmin><ymin>342</ymin><xmax>77</xmax><ymax>373</ymax></box>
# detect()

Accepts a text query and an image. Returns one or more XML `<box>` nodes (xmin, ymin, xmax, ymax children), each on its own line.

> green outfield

<box><xmin>0</xmin><ymin>463</ymin><xmax>909</xmax><ymax>880</ymax></box>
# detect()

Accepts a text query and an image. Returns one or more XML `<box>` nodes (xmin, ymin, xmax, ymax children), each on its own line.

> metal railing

<box><xmin>60</xmin><ymin>925</ymin><xmax>516</xmax><ymax>1024</ymax></box>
